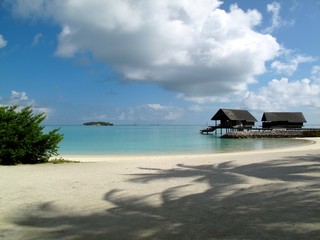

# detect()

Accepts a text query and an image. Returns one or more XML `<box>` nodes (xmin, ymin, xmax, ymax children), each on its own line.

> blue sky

<box><xmin>0</xmin><ymin>0</ymin><xmax>320</xmax><ymax>125</ymax></box>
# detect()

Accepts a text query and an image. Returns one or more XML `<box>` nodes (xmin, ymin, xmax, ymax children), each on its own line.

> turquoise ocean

<box><xmin>45</xmin><ymin>125</ymin><xmax>309</xmax><ymax>156</ymax></box>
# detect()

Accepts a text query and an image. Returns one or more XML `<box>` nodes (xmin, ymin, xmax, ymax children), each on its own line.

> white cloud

<box><xmin>271</xmin><ymin>48</ymin><xmax>315</xmax><ymax>76</ymax></box>
<box><xmin>81</xmin><ymin>113</ymin><xmax>109</xmax><ymax>122</ymax></box>
<box><xmin>0</xmin><ymin>34</ymin><xmax>7</xmax><ymax>48</ymax></box>
<box><xmin>146</xmin><ymin>104</ymin><xmax>165</xmax><ymax>110</ymax></box>
<box><xmin>0</xmin><ymin>90</ymin><xmax>31</xmax><ymax>106</ymax></box>
<box><xmin>264</xmin><ymin>1</ymin><xmax>281</xmax><ymax>33</ymax></box>
<box><xmin>7</xmin><ymin>0</ymin><xmax>280</xmax><ymax>101</ymax></box>
<box><xmin>177</xmin><ymin>94</ymin><xmax>231</xmax><ymax>104</ymax></box>
<box><xmin>118</xmin><ymin>103</ymin><xmax>184</xmax><ymax>122</ymax></box>
<box><xmin>55</xmin><ymin>25</ymin><xmax>78</xmax><ymax>57</ymax></box>
<box><xmin>243</xmin><ymin>77</ymin><xmax>320</xmax><ymax>111</ymax></box>
<box><xmin>139</xmin><ymin>104</ymin><xmax>184</xmax><ymax>121</ymax></box>
<box><xmin>32</xmin><ymin>33</ymin><xmax>43</xmax><ymax>47</ymax></box>
<box><xmin>12</xmin><ymin>90</ymin><xmax>29</xmax><ymax>101</ymax></box>
<box><xmin>189</xmin><ymin>105</ymin><xmax>204</xmax><ymax>112</ymax></box>
<box><xmin>264</xmin><ymin>1</ymin><xmax>294</xmax><ymax>33</ymax></box>
<box><xmin>0</xmin><ymin>90</ymin><xmax>52</xmax><ymax>115</ymax></box>
<box><xmin>311</xmin><ymin>65</ymin><xmax>320</xmax><ymax>82</ymax></box>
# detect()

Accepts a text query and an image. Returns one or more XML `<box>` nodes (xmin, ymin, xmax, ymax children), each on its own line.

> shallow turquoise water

<box><xmin>45</xmin><ymin>125</ymin><xmax>309</xmax><ymax>155</ymax></box>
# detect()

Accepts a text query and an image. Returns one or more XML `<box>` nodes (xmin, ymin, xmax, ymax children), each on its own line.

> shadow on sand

<box><xmin>12</xmin><ymin>154</ymin><xmax>320</xmax><ymax>240</ymax></box>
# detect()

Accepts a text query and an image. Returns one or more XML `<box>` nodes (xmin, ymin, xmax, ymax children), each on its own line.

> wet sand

<box><xmin>1</xmin><ymin>138</ymin><xmax>319</xmax><ymax>239</ymax></box>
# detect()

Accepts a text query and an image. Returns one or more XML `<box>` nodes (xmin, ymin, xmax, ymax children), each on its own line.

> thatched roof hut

<box><xmin>261</xmin><ymin>112</ymin><xmax>306</xmax><ymax>129</ymax></box>
<box><xmin>211</xmin><ymin>108</ymin><xmax>257</xmax><ymax>128</ymax></box>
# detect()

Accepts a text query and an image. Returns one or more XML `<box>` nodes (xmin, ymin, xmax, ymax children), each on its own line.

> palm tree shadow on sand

<box><xmin>11</xmin><ymin>154</ymin><xmax>320</xmax><ymax>240</ymax></box>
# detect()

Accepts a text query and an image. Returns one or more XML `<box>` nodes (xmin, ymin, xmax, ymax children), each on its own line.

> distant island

<box><xmin>83</xmin><ymin>121</ymin><xmax>114</xmax><ymax>126</ymax></box>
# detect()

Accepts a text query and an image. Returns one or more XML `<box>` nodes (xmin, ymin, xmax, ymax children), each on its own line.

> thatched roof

<box><xmin>261</xmin><ymin>112</ymin><xmax>307</xmax><ymax>123</ymax></box>
<box><xmin>211</xmin><ymin>108</ymin><xmax>257</xmax><ymax>122</ymax></box>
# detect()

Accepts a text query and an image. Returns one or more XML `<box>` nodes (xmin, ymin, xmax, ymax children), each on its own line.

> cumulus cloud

<box><xmin>0</xmin><ymin>34</ymin><xmax>7</xmax><ymax>48</ymax></box>
<box><xmin>6</xmin><ymin>0</ymin><xmax>280</xmax><ymax>101</ymax></box>
<box><xmin>311</xmin><ymin>65</ymin><xmax>320</xmax><ymax>82</ymax></box>
<box><xmin>0</xmin><ymin>90</ymin><xmax>30</xmax><ymax>106</ymax></box>
<box><xmin>243</xmin><ymin>77</ymin><xmax>320</xmax><ymax>111</ymax></box>
<box><xmin>0</xmin><ymin>90</ymin><xmax>52</xmax><ymax>115</ymax></box>
<box><xmin>118</xmin><ymin>103</ymin><xmax>184</xmax><ymax>122</ymax></box>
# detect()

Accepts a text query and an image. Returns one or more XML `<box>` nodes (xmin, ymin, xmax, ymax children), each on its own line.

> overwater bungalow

<box><xmin>201</xmin><ymin>108</ymin><xmax>257</xmax><ymax>134</ymax></box>
<box><xmin>212</xmin><ymin>108</ymin><xmax>257</xmax><ymax>128</ymax></box>
<box><xmin>261</xmin><ymin>112</ymin><xmax>306</xmax><ymax>129</ymax></box>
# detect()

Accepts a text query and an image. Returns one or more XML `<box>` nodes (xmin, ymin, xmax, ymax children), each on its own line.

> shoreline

<box><xmin>1</xmin><ymin>138</ymin><xmax>319</xmax><ymax>239</ymax></box>
<box><xmin>59</xmin><ymin>137</ymin><xmax>320</xmax><ymax>162</ymax></box>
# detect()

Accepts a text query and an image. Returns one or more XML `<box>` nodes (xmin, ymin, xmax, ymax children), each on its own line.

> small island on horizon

<box><xmin>83</xmin><ymin>121</ymin><xmax>114</xmax><ymax>126</ymax></box>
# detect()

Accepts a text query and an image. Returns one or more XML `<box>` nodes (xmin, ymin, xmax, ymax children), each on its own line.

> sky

<box><xmin>0</xmin><ymin>0</ymin><xmax>320</xmax><ymax>125</ymax></box>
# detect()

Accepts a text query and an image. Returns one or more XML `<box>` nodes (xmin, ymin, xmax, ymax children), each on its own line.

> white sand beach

<box><xmin>1</xmin><ymin>138</ymin><xmax>320</xmax><ymax>240</ymax></box>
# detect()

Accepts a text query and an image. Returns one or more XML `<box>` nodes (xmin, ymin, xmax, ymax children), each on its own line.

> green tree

<box><xmin>0</xmin><ymin>106</ymin><xmax>63</xmax><ymax>165</ymax></box>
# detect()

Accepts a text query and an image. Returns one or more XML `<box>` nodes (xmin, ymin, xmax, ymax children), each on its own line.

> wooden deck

<box><xmin>200</xmin><ymin>126</ymin><xmax>218</xmax><ymax>134</ymax></box>
<box><xmin>200</xmin><ymin>126</ymin><xmax>240</xmax><ymax>134</ymax></box>
<box><xmin>200</xmin><ymin>126</ymin><xmax>320</xmax><ymax>136</ymax></box>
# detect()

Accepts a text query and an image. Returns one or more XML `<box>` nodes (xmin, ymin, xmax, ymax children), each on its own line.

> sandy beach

<box><xmin>1</xmin><ymin>138</ymin><xmax>320</xmax><ymax>240</ymax></box>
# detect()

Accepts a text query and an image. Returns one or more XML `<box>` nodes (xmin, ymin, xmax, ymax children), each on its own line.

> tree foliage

<box><xmin>0</xmin><ymin>106</ymin><xmax>63</xmax><ymax>165</ymax></box>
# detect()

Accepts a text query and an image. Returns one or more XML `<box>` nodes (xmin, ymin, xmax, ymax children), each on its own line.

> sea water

<box><xmin>45</xmin><ymin>125</ymin><xmax>309</xmax><ymax>155</ymax></box>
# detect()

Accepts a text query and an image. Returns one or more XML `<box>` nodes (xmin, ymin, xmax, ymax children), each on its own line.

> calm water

<box><xmin>45</xmin><ymin>125</ymin><xmax>309</xmax><ymax>155</ymax></box>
